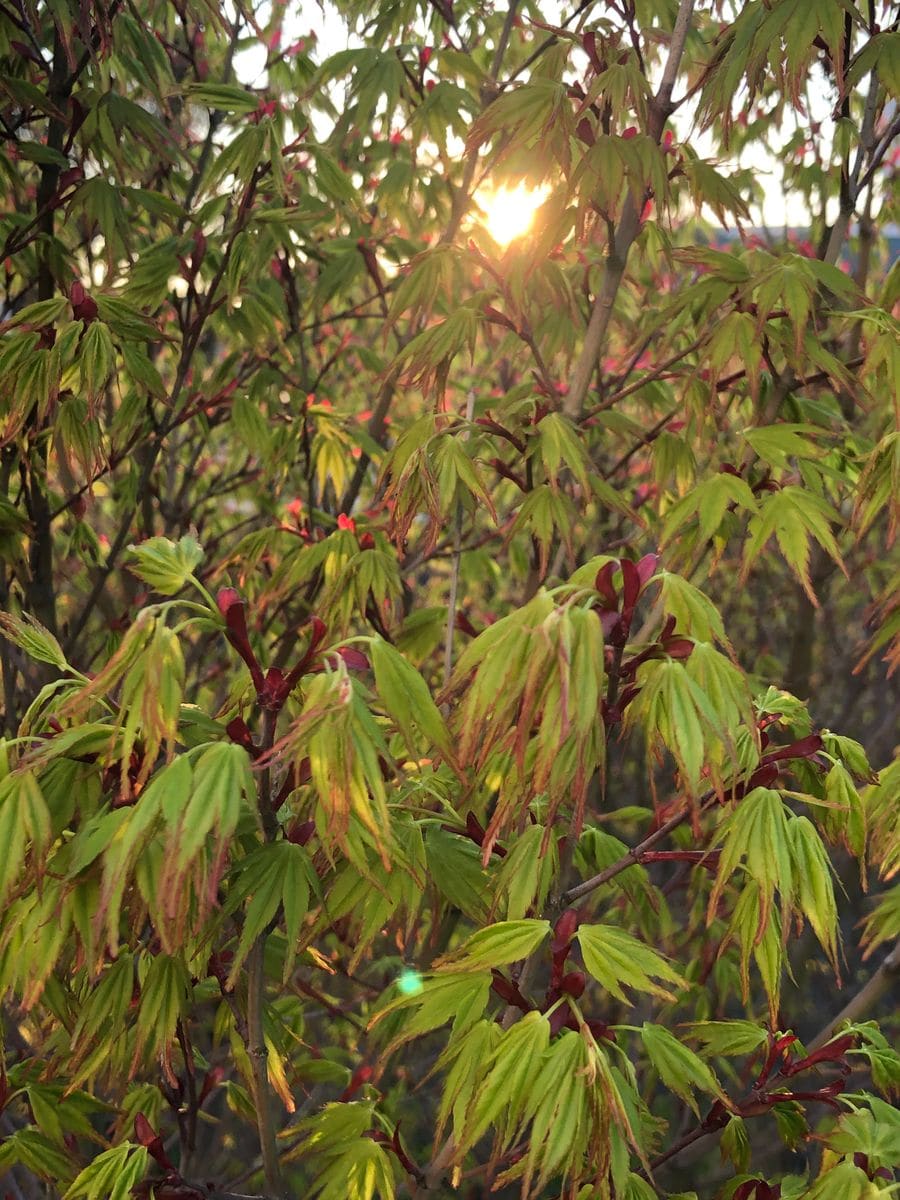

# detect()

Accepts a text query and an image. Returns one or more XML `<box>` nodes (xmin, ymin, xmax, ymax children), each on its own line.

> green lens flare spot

<box><xmin>397</xmin><ymin>969</ymin><xmax>423</xmax><ymax>996</ymax></box>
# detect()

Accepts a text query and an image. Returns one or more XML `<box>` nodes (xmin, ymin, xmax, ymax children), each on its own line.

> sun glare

<box><xmin>479</xmin><ymin>183</ymin><xmax>549</xmax><ymax>246</ymax></box>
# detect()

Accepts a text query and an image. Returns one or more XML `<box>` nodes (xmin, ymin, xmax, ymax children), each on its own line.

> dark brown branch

<box><xmin>563</xmin><ymin>804</ymin><xmax>695</xmax><ymax>904</ymax></box>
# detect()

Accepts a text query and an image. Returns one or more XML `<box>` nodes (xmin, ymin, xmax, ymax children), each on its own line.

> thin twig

<box><xmin>175</xmin><ymin>1019</ymin><xmax>198</xmax><ymax>1177</ymax></box>
<box><xmin>564</xmin><ymin>807</ymin><xmax>689</xmax><ymax>903</ymax></box>
<box><xmin>582</xmin><ymin>334</ymin><xmax>707</xmax><ymax>419</ymax></box>
<box><xmin>490</xmin><ymin>0</ymin><xmax>521</xmax><ymax>78</ymax></box>
<box><xmin>242</xmin><ymin>707</ymin><xmax>284</xmax><ymax>1198</ymax></box>
<box><xmin>443</xmin><ymin>391</ymin><xmax>477</xmax><ymax>688</ymax></box>
<box><xmin>246</xmin><ymin>940</ymin><xmax>283</xmax><ymax>1198</ymax></box>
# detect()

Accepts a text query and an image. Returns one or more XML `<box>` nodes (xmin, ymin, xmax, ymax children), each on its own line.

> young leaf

<box><xmin>126</xmin><ymin>535</ymin><xmax>204</xmax><ymax>595</ymax></box>
<box><xmin>370</xmin><ymin>636</ymin><xmax>456</xmax><ymax>765</ymax></box>
<box><xmin>641</xmin><ymin>1023</ymin><xmax>723</xmax><ymax>1116</ymax></box>
<box><xmin>577</xmin><ymin>924</ymin><xmax>684</xmax><ymax>1003</ymax></box>
<box><xmin>434</xmin><ymin>919</ymin><xmax>550</xmax><ymax>972</ymax></box>
<box><xmin>0</xmin><ymin>611</ymin><xmax>69</xmax><ymax>670</ymax></box>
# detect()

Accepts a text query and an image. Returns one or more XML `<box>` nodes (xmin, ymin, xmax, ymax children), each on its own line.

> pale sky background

<box><xmin>234</xmin><ymin>1</ymin><xmax>845</xmax><ymax>232</ymax></box>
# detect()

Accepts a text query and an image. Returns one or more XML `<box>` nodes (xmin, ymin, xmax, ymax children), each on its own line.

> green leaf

<box><xmin>126</xmin><ymin>535</ymin><xmax>204</xmax><ymax>594</ymax></box>
<box><xmin>629</xmin><ymin>658</ymin><xmax>716</xmax><ymax>791</ymax></box>
<box><xmin>95</xmin><ymin>296</ymin><xmax>164</xmax><ymax>341</ymax></box>
<box><xmin>681</xmin><ymin>1021</ymin><xmax>768</xmax><ymax>1057</ymax></box>
<box><xmin>0</xmin><ymin>1128</ymin><xmax>78</xmax><ymax>1186</ymax></box>
<box><xmin>719</xmin><ymin>1115</ymin><xmax>751</xmax><ymax>1172</ymax></box>
<box><xmin>0</xmin><ymin>771</ymin><xmax>51</xmax><ymax>903</ymax></box>
<box><xmin>311</xmin><ymin>149</ymin><xmax>357</xmax><ymax>203</ymax></box>
<box><xmin>823</xmin><ymin>762</ymin><xmax>867</xmax><ymax>859</ymax></box>
<box><xmin>79</xmin><ymin>320</ymin><xmax>115</xmax><ymax>402</ymax></box>
<box><xmin>462</xmin><ymin>1010</ymin><xmax>551</xmax><ymax>1149</ymax></box>
<box><xmin>71</xmin><ymin>954</ymin><xmax>136</xmax><ymax>1060</ymax></box>
<box><xmin>710</xmin><ymin>788</ymin><xmax>794</xmax><ymax>938</ymax></box>
<box><xmin>640</xmin><ymin>1023</ymin><xmax>723</xmax><ymax>1116</ymax></box>
<box><xmin>577</xmin><ymin>924</ymin><xmax>684</xmax><ymax>1003</ymax></box>
<box><xmin>803</xmin><ymin>1159</ymin><xmax>877</xmax><ymax>1200</ymax></box>
<box><xmin>370</xmin><ymin>972</ymin><xmax>491</xmax><ymax>1054</ymax></box>
<box><xmin>789</xmin><ymin>816</ymin><xmax>838</xmax><ymax>967</ymax></box>
<box><xmin>520</xmin><ymin>1030</ymin><xmax>592</xmax><ymax>1191</ymax></box>
<box><xmin>0</xmin><ymin>611</ymin><xmax>69</xmax><ymax>669</ymax></box>
<box><xmin>187</xmin><ymin>83</ymin><xmax>260</xmax><ymax>113</ymax></box>
<box><xmin>435</xmin><ymin>919</ymin><xmax>550</xmax><ymax>972</ymax></box>
<box><xmin>822</xmin><ymin>1104</ymin><xmax>900</xmax><ymax>1170</ymax></box>
<box><xmin>657</xmin><ymin>573</ymin><xmax>729</xmax><ymax>646</ymax></box>
<box><xmin>135</xmin><ymin>954</ymin><xmax>191</xmax><ymax>1065</ymax></box>
<box><xmin>535</xmin><ymin>411</ymin><xmax>590</xmax><ymax>489</ymax></box>
<box><xmin>64</xmin><ymin>1143</ymin><xmax>149</xmax><ymax>1200</ymax></box>
<box><xmin>742</xmin><ymin>486</ymin><xmax>846</xmax><ymax>604</ymax></box>
<box><xmin>494</xmin><ymin>822</ymin><xmax>558</xmax><ymax>921</ymax></box>
<box><xmin>121</xmin><ymin>342</ymin><xmax>166</xmax><ymax>399</ymax></box>
<box><xmin>223</xmin><ymin>841</ymin><xmax>314</xmax><ymax>986</ymax></box>
<box><xmin>4</xmin><ymin>297</ymin><xmax>69</xmax><ymax>328</ymax></box>
<box><xmin>661</xmin><ymin>473</ymin><xmax>758</xmax><ymax>545</ymax></box>
<box><xmin>169</xmin><ymin>742</ymin><xmax>251</xmax><ymax>875</ymax></box>
<box><xmin>424</xmin><ymin>824</ymin><xmax>491</xmax><ymax>922</ymax></box>
<box><xmin>743</xmin><ymin>423</ymin><xmax>823</xmax><ymax>470</ymax></box>
<box><xmin>369</xmin><ymin>637</ymin><xmax>456</xmax><ymax>765</ymax></box>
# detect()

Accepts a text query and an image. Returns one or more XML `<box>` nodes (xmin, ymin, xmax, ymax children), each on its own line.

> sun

<box><xmin>479</xmin><ymin>182</ymin><xmax>549</xmax><ymax>246</ymax></box>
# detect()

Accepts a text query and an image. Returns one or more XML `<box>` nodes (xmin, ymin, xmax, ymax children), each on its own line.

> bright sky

<box><xmin>234</xmin><ymin>1</ymin><xmax>838</xmax><ymax>232</ymax></box>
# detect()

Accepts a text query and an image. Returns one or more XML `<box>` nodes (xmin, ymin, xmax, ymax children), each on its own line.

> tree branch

<box><xmin>646</xmin><ymin>938</ymin><xmax>900</xmax><ymax>1180</ymax></box>
<box><xmin>807</xmin><ymin>937</ymin><xmax>900</xmax><ymax>1052</ymax></box>
<box><xmin>443</xmin><ymin>391</ymin><xmax>476</xmax><ymax>687</ymax></box>
<box><xmin>63</xmin><ymin>169</ymin><xmax>262</xmax><ymax>656</ymax></box>
<box><xmin>246</xmin><ymin>939</ymin><xmax>283</xmax><ymax>1199</ymax></box>
<box><xmin>563</xmin><ymin>0</ymin><xmax>696</xmax><ymax>419</ymax></box>
<box><xmin>244</xmin><ymin>708</ymin><xmax>284</xmax><ymax>1198</ymax></box>
<box><xmin>563</xmin><ymin>804</ymin><xmax>694</xmax><ymax>904</ymax></box>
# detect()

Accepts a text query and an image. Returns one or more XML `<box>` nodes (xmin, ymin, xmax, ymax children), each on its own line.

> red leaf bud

<box><xmin>134</xmin><ymin>1114</ymin><xmax>174</xmax><ymax>1171</ymax></box>
<box><xmin>560</xmin><ymin>971</ymin><xmax>586</xmax><ymax>998</ymax></box>
<box><xmin>636</xmin><ymin>553</ymin><xmax>660</xmax><ymax>586</ymax></box>
<box><xmin>216</xmin><ymin>587</ymin><xmax>241</xmax><ymax>617</ymax></box>
<box><xmin>198</xmin><ymin>1065</ymin><xmax>225</xmax><ymax>1106</ymax></box>
<box><xmin>225</xmin><ymin>716</ymin><xmax>256</xmax><ymax>754</ymax></box>
<box><xmin>594</xmin><ymin>561</ymin><xmax>619</xmax><ymax>609</ymax></box>
<box><xmin>286</xmin><ymin>818</ymin><xmax>315</xmax><ymax>846</ymax></box>
<box><xmin>340</xmin><ymin>1064</ymin><xmax>374</xmax><ymax>1102</ymax></box>
<box><xmin>551</xmin><ymin>908</ymin><xmax>579</xmax><ymax>955</ymax></box>
<box><xmin>70</xmin><ymin>281</ymin><xmax>98</xmax><ymax>323</ymax></box>
<box><xmin>619</xmin><ymin>557</ymin><xmax>641</xmax><ymax>614</ymax></box>
<box><xmin>336</xmin><ymin>646</ymin><xmax>369</xmax><ymax>670</ymax></box>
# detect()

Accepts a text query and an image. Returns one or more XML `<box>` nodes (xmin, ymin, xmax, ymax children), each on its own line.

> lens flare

<box><xmin>397</xmin><ymin>969</ymin><xmax>423</xmax><ymax>996</ymax></box>
<box><xmin>479</xmin><ymin>183</ymin><xmax>549</xmax><ymax>246</ymax></box>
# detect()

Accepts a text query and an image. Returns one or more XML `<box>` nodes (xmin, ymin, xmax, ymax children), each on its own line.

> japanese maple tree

<box><xmin>0</xmin><ymin>0</ymin><xmax>898</xmax><ymax>1198</ymax></box>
